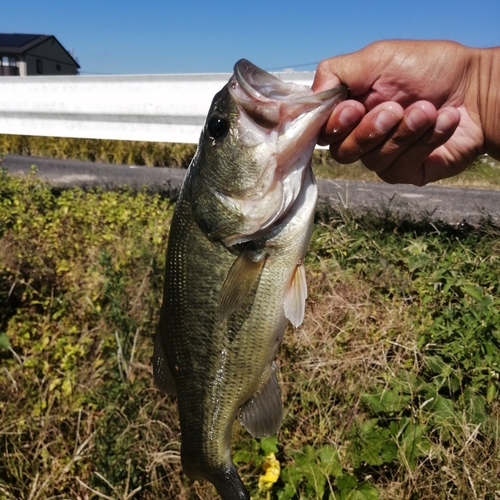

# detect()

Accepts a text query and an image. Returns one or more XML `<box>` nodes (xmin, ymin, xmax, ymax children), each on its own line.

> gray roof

<box><xmin>0</xmin><ymin>33</ymin><xmax>49</xmax><ymax>52</ymax></box>
<box><xmin>0</xmin><ymin>33</ymin><xmax>80</xmax><ymax>68</ymax></box>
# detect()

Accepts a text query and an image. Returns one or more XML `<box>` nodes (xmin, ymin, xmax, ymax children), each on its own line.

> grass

<box><xmin>1</xmin><ymin>134</ymin><xmax>500</xmax><ymax>190</ymax></box>
<box><xmin>312</xmin><ymin>149</ymin><xmax>500</xmax><ymax>190</ymax></box>
<box><xmin>1</xmin><ymin>171</ymin><xmax>499</xmax><ymax>499</ymax></box>
<box><xmin>0</xmin><ymin>134</ymin><xmax>196</xmax><ymax>168</ymax></box>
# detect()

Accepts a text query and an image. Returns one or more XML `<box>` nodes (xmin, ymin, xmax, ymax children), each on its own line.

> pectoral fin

<box><xmin>152</xmin><ymin>332</ymin><xmax>177</xmax><ymax>395</ymax></box>
<box><xmin>239</xmin><ymin>362</ymin><xmax>283</xmax><ymax>438</ymax></box>
<box><xmin>284</xmin><ymin>261</ymin><xmax>307</xmax><ymax>328</ymax></box>
<box><xmin>218</xmin><ymin>248</ymin><xmax>267</xmax><ymax>323</ymax></box>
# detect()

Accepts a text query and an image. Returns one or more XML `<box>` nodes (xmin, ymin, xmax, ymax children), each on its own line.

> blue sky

<box><xmin>2</xmin><ymin>0</ymin><xmax>500</xmax><ymax>75</ymax></box>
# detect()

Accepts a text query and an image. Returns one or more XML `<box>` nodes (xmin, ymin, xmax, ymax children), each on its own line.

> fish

<box><xmin>153</xmin><ymin>59</ymin><xmax>346</xmax><ymax>499</ymax></box>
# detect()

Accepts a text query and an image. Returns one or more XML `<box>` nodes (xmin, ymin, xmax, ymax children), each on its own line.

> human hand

<box><xmin>312</xmin><ymin>40</ymin><xmax>488</xmax><ymax>185</ymax></box>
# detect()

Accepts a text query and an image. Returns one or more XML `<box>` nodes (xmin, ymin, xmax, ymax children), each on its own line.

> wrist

<box><xmin>475</xmin><ymin>47</ymin><xmax>500</xmax><ymax>159</ymax></box>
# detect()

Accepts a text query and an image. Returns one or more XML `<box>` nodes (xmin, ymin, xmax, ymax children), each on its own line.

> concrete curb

<box><xmin>3</xmin><ymin>154</ymin><xmax>499</xmax><ymax>226</ymax></box>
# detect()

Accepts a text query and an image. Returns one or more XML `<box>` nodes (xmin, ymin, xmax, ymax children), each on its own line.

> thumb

<box><xmin>312</xmin><ymin>46</ymin><xmax>382</xmax><ymax>96</ymax></box>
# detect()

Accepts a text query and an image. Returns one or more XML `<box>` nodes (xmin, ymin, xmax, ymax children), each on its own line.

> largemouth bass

<box><xmin>153</xmin><ymin>59</ymin><xmax>346</xmax><ymax>499</ymax></box>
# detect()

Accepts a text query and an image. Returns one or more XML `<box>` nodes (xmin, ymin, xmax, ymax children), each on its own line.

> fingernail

<box><xmin>406</xmin><ymin>107</ymin><xmax>429</xmax><ymax>132</ymax></box>
<box><xmin>435</xmin><ymin>111</ymin><xmax>457</xmax><ymax>133</ymax></box>
<box><xmin>338</xmin><ymin>106</ymin><xmax>361</xmax><ymax>127</ymax></box>
<box><xmin>375</xmin><ymin>109</ymin><xmax>400</xmax><ymax>133</ymax></box>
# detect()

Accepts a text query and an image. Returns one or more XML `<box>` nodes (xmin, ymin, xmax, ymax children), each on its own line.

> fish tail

<box><xmin>210</xmin><ymin>466</ymin><xmax>250</xmax><ymax>500</ymax></box>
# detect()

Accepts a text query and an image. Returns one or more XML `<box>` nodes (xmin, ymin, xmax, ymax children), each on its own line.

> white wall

<box><xmin>0</xmin><ymin>72</ymin><xmax>315</xmax><ymax>144</ymax></box>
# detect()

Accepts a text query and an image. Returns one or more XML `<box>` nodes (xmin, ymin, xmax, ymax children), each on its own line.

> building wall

<box><xmin>25</xmin><ymin>54</ymin><xmax>78</xmax><ymax>75</ymax></box>
<box><xmin>25</xmin><ymin>38</ymin><xmax>79</xmax><ymax>75</ymax></box>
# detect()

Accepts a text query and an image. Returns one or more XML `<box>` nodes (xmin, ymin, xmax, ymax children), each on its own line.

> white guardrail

<box><xmin>0</xmin><ymin>72</ymin><xmax>315</xmax><ymax>144</ymax></box>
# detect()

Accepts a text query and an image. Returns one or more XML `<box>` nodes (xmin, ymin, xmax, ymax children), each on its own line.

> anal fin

<box><xmin>284</xmin><ymin>261</ymin><xmax>307</xmax><ymax>328</ymax></box>
<box><xmin>239</xmin><ymin>362</ymin><xmax>283</xmax><ymax>438</ymax></box>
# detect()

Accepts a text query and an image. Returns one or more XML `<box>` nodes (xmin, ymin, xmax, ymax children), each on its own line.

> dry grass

<box><xmin>1</xmin><ymin>134</ymin><xmax>500</xmax><ymax>190</ymax></box>
<box><xmin>313</xmin><ymin>150</ymin><xmax>500</xmax><ymax>190</ymax></box>
<box><xmin>1</xmin><ymin>175</ymin><xmax>499</xmax><ymax>499</ymax></box>
<box><xmin>0</xmin><ymin>134</ymin><xmax>196</xmax><ymax>168</ymax></box>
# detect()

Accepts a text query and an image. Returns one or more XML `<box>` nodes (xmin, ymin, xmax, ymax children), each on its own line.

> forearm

<box><xmin>476</xmin><ymin>46</ymin><xmax>500</xmax><ymax>160</ymax></box>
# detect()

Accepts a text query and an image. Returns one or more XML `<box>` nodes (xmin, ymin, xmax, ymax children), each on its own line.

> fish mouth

<box><xmin>230</xmin><ymin>59</ymin><xmax>347</xmax><ymax>126</ymax></box>
<box><xmin>220</xmin><ymin>59</ymin><xmax>345</xmax><ymax>246</ymax></box>
<box><xmin>231</xmin><ymin>59</ymin><xmax>346</xmax><ymax>128</ymax></box>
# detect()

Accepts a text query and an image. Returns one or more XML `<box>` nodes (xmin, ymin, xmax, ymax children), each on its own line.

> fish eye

<box><xmin>207</xmin><ymin>115</ymin><xmax>229</xmax><ymax>139</ymax></box>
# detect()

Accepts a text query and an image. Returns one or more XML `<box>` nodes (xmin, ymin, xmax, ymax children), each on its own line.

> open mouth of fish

<box><xmin>220</xmin><ymin>59</ymin><xmax>346</xmax><ymax>245</ymax></box>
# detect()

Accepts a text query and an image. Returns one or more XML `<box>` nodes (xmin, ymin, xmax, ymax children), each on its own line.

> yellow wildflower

<box><xmin>258</xmin><ymin>452</ymin><xmax>281</xmax><ymax>491</ymax></box>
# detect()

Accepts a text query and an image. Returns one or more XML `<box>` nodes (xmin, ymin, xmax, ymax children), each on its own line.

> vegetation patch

<box><xmin>0</xmin><ymin>134</ymin><xmax>196</xmax><ymax>168</ymax></box>
<box><xmin>2</xmin><ymin>134</ymin><xmax>500</xmax><ymax>189</ymax></box>
<box><xmin>0</xmin><ymin>172</ymin><xmax>499</xmax><ymax>499</ymax></box>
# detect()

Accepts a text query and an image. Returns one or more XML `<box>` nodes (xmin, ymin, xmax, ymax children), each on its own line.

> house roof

<box><xmin>0</xmin><ymin>33</ymin><xmax>80</xmax><ymax>68</ymax></box>
<box><xmin>0</xmin><ymin>34</ymin><xmax>50</xmax><ymax>52</ymax></box>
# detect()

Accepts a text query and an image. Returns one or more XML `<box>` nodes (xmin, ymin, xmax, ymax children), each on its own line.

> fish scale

<box><xmin>153</xmin><ymin>59</ymin><xmax>346</xmax><ymax>499</ymax></box>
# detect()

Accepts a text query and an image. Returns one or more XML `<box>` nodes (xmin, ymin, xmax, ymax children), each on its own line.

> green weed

<box><xmin>0</xmin><ymin>134</ymin><xmax>196</xmax><ymax>168</ymax></box>
<box><xmin>0</xmin><ymin>173</ymin><xmax>499</xmax><ymax>499</ymax></box>
<box><xmin>2</xmin><ymin>135</ymin><xmax>500</xmax><ymax>190</ymax></box>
